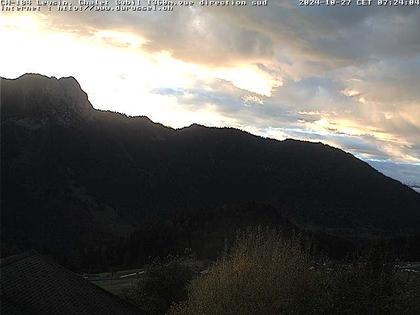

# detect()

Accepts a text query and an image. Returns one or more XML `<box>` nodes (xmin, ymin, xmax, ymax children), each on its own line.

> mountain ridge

<box><xmin>2</xmin><ymin>73</ymin><xmax>414</xmax><ymax>188</ymax></box>
<box><xmin>1</xmin><ymin>73</ymin><xmax>419</xmax><ymax>259</ymax></box>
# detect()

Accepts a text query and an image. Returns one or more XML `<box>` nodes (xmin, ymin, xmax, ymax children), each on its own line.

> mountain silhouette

<box><xmin>1</xmin><ymin>74</ymin><xmax>420</xmax><ymax>257</ymax></box>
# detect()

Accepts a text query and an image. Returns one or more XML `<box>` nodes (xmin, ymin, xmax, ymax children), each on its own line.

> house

<box><xmin>0</xmin><ymin>251</ymin><xmax>143</xmax><ymax>315</ymax></box>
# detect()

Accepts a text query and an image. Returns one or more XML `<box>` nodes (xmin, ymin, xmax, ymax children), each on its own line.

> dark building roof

<box><xmin>0</xmin><ymin>251</ymin><xmax>143</xmax><ymax>315</ymax></box>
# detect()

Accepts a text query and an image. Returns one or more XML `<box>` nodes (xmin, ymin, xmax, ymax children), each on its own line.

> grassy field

<box><xmin>85</xmin><ymin>268</ymin><xmax>144</xmax><ymax>295</ymax></box>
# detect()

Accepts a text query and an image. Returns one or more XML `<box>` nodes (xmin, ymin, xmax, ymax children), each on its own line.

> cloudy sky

<box><xmin>1</xmin><ymin>1</ymin><xmax>419</xmax><ymax>187</ymax></box>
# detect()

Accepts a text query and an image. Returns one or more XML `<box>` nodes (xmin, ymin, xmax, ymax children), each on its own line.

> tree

<box><xmin>124</xmin><ymin>259</ymin><xmax>194</xmax><ymax>315</ymax></box>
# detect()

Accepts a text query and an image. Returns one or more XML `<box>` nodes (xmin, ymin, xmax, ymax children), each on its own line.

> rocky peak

<box><xmin>1</xmin><ymin>74</ymin><xmax>95</xmax><ymax>126</ymax></box>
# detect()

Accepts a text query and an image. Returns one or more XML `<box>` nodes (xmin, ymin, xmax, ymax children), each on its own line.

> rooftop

<box><xmin>0</xmin><ymin>251</ymin><xmax>143</xmax><ymax>315</ymax></box>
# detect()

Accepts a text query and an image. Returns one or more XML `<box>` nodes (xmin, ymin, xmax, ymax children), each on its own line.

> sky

<box><xmin>0</xmin><ymin>1</ymin><xmax>419</xmax><ymax>187</ymax></box>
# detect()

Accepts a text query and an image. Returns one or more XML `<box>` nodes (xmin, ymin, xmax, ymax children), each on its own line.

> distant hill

<box><xmin>1</xmin><ymin>74</ymin><xmax>420</xmax><ymax>259</ymax></box>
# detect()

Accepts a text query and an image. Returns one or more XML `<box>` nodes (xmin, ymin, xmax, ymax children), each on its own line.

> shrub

<box><xmin>170</xmin><ymin>227</ymin><xmax>326</xmax><ymax>315</ymax></box>
<box><xmin>325</xmin><ymin>255</ymin><xmax>420</xmax><ymax>315</ymax></box>
<box><xmin>123</xmin><ymin>259</ymin><xmax>194</xmax><ymax>315</ymax></box>
<box><xmin>170</xmin><ymin>227</ymin><xmax>420</xmax><ymax>315</ymax></box>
